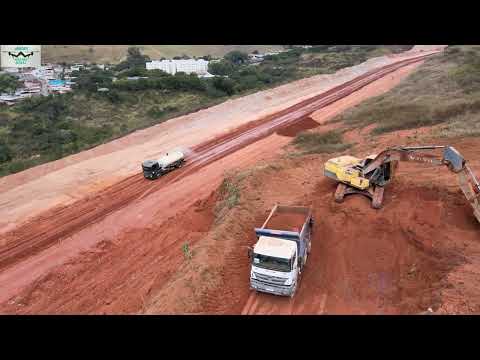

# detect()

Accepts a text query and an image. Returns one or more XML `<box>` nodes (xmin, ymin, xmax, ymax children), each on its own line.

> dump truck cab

<box><xmin>250</xmin><ymin>236</ymin><xmax>299</xmax><ymax>297</ymax></box>
<box><xmin>249</xmin><ymin>205</ymin><xmax>313</xmax><ymax>298</ymax></box>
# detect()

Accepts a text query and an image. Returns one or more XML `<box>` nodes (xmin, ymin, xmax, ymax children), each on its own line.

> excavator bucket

<box><xmin>444</xmin><ymin>147</ymin><xmax>466</xmax><ymax>172</ymax></box>
<box><xmin>458</xmin><ymin>169</ymin><xmax>480</xmax><ymax>223</ymax></box>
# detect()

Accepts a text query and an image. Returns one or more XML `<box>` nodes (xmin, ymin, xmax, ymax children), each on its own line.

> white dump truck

<box><xmin>141</xmin><ymin>150</ymin><xmax>186</xmax><ymax>179</ymax></box>
<box><xmin>248</xmin><ymin>204</ymin><xmax>314</xmax><ymax>297</ymax></box>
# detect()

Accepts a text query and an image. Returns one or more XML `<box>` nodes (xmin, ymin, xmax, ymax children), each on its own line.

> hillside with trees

<box><xmin>0</xmin><ymin>45</ymin><xmax>414</xmax><ymax>177</ymax></box>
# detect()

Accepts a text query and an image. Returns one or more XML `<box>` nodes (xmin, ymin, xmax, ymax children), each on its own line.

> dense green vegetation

<box><xmin>0</xmin><ymin>45</ymin><xmax>414</xmax><ymax>177</ymax></box>
<box><xmin>331</xmin><ymin>46</ymin><xmax>480</xmax><ymax>137</ymax></box>
<box><xmin>114</xmin><ymin>46</ymin><xmax>151</xmax><ymax>72</ymax></box>
<box><xmin>0</xmin><ymin>74</ymin><xmax>21</xmax><ymax>94</ymax></box>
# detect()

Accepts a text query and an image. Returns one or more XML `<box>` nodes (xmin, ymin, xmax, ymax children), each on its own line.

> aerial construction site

<box><xmin>1</xmin><ymin>44</ymin><xmax>479</xmax><ymax>315</ymax></box>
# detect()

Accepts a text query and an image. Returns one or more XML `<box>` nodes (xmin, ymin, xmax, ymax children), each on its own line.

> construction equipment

<box><xmin>324</xmin><ymin>145</ymin><xmax>480</xmax><ymax>222</ymax></box>
<box><xmin>248</xmin><ymin>204</ymin><xmax>314</xmax><ymax>298</ymax></box>
<box><xmin>141</xmin><ymin>150</ymin><xmax>185</xmax><ymax>179</ymax></box>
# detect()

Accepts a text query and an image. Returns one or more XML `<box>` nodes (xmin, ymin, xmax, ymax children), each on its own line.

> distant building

<box><xmin>2</xmin><ymin>67</ymin><xmax>19</xmax><ymax>74</ymax></box>
<box><xmin>146</xmin><ymin>59</ymin><xmax>209</xmax><ymax>75</ymax></box>
<box><xmin>199</xmin><ymin>72</ymin><xmax>215</xmax><ymax>78</ymax></box>
<box><xmin>70</xmin><ymin>64</ymin><xmax>84</xmax><ymax>72</ymax></box>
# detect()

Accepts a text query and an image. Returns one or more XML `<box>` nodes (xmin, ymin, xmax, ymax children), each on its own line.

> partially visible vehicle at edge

<box><xmin>142</xmin><ymin>150</ymin><xmax>186</xmax><ymax>179</ymax></box>
<box><xmin>248</xmin><ymin>204</ymin><xmax>314</xmax><ymax>298</ymax></box>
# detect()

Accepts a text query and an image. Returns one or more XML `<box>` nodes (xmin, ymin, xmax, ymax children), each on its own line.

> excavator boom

<box><xmin>361</xmin><ymin>145</ymin><xmax>465</xmax><ymax>176</ymax></box>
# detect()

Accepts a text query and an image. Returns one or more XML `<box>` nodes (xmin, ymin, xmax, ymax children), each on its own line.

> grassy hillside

<box><xmin>330</xmin><ymin>45</ymin><xmax>480</xmax><ymax>138</ymax></box>
<box><xmin>42</xmin><ymin>45</ymin><xmax>286</xmax><ymax>64</ymax></box>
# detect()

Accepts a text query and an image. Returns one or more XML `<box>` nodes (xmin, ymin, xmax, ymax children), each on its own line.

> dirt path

<box><xmin>0</xmin><ymin>51</ymin><xmax>438</xmax><ymax>314</ymax></box>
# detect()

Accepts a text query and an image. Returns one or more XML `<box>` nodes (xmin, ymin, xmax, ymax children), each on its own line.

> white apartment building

<box><xmin>146</xmin><ymin>59</ymin><xmax>209</xmax><ymax>75</ymax></box>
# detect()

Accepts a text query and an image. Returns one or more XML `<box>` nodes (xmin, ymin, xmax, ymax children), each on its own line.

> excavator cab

<box><xmin>368</xmin><ymin>160</ymin><xmax>397</xmax><ymax>187</ymax></box>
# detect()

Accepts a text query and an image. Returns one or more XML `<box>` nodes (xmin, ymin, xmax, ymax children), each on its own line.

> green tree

<box><xmin>212</xmin><ymin>77</ymin><xmax>235</xmax><ymax>95</ymax></box>
<box><xmin>0</xmin><ymin>74</ymin><xmax>20</xmax><ymax>94</ymax></box>
<box><xmin>115</xmin><ymin>46</ymin><xmax>151</xmax><ymax>72</ymax></box>
<box><xmin>73</xmin><ymin>69</ymin><xmax>114</xmax><ymax>92</ymax></box>
<box><xmin>208</xmin><ymin>60</ymin><xmax>235</xmax><ymax>76</ymax></box>
<box><xmin>0</xmin><ymin>140</ymin><xmax>12</xmax><ymax>163</ymax></box>
<box><xmin>224</xmin><ymin>50</ymin><xmax>249</xmax><ymax>65</ymax></box>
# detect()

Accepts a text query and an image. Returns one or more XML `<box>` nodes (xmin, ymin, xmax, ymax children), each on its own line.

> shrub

<box><xmin>211</xmin><ymin>77</ymin><xmax>236</xmax><ymax>96</ymax></box>
<box><xmin>208</xmin><ymin>60</ymin><xmax>235</xmax><ymax>76</ymax></box>
<box><xmin>0</xmin><ymin>140</ymin><xmax>12</xmax><ymax>163</ymax></box>
<box><xmin>293</xmin><ymin>130</ymin><xmax>351</xmax><ymax>154</ymax></box>
<box><xmin>0</xmin><ymin>74</ymin><xmax>20</xmax><ymax>94</ymax></box>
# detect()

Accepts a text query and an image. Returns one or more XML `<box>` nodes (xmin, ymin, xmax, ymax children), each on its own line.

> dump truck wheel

<box><xmin>372</xmin><ymin>186</ymin><xmax>384</xmax><ymax>209</ymax></box>
<box><xmin>334</xmin><ymin>183</ymin><xmax>347</xmax><ymax>203</ymax></box>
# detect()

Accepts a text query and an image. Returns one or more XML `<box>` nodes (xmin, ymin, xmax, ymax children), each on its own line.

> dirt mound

<box><xmin>276</xmin><ymin>117</ymin><xmax>320</xmax><ymax>137</ymax></box>
<box><xmin>264</xmin><ymin>211</ymin><xmax>308</xmax><ymax>233</ymax></box>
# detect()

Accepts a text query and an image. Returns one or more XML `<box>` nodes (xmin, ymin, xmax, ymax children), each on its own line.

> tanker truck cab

<box><xmin>250</xmin><ymin>236</ymin><xmax>300</xmax><ymax>297</ymax></box>
<box><xmin>142</xmin><ymin>160</ymin><xmax>161</xmax><ymax>179</ymax></box>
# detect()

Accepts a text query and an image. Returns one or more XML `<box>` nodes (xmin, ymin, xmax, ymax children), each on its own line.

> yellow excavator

<box><xmin>324</xmin><ymin>145</ymin><xmax>480</xmax><ymax>222</ymax></box>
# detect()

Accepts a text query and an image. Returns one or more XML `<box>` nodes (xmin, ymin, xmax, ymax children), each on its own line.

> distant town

<box><xmin>0</xmin><ymin>48</ymin><xmax>291</xmax><ymax>106</ymax></box>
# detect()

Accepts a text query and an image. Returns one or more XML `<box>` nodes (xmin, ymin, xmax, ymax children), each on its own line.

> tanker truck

<box><xmin>141</xmin><ymin>150</ymin><xmax>186</xmax><ymax>179</ymax></box>
<box><xmin>248</xmin><ymin>204</ymin><xmax>314</xmax><ymax>297</ymax></box>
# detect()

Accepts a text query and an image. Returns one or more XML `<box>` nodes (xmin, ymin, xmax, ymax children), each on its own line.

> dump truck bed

<box><xmin>261</xmin><ymin>205</ymin><xmax>312</xmax><ymax>233</ymax></box>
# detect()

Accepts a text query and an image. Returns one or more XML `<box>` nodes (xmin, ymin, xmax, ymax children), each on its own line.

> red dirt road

<box><xmin>0</xmin><ymin>52</ymin><xmax>438</xmax><ymax>314</ymax></box>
